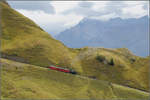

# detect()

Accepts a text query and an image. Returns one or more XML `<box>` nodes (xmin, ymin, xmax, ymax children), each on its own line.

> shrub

<box><xmin>130</xmin><ymin>58</ymin><xmax>136</xmax><ymax>63</ymax></box>
<box><xmin>108</xmin><ymin>58</ymin><xmax>114</xmax><ymax>66</ymax></box>
<box><xmin>96</xmin><ymin>55</ymin><xmax>106</xmax><ymax>62</ymax></box>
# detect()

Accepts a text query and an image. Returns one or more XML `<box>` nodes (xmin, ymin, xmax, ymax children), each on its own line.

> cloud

<box><xmin>50</xmin><ymin>1</ymin><xmax>79</xmax><ymax>14</ymax></box>
<box><xmin>90</xmin><ymin>13</ymin><xmax>118</xmax><ymax>21</ymax></box>
<box><xmin>7</xmin><ymin>1</ymin><xmax>55</xmax><ymax>14</ymax></box>
<box><xmin>16</xmin><ymin>9</ymin><xmax>83</xmax><ymax>36</ymax></box>
<box><xmin>51</xmin><ymin>1</ymin><xmax>148</xmax><ymax>20</ymax></box>
<box><xmin>78</xmin><ymin>1</ymin><xmax>94</xmax><ymax>8</ymax></box>
<box><xmin>8</xmin><ymin>1</ymin><xmax>149</xmax><ymax>36</ymax></box>
<box><xmin>121</xmin><ymin>4</ymin><xmax>148</xmax><ymax>18</ymax></box>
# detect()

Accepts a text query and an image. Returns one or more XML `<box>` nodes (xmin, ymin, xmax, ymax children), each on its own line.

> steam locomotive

<box><xmin>48</xmin><ymin>65</ymin><xmax>77</xmax><ymax>74</ymax></box>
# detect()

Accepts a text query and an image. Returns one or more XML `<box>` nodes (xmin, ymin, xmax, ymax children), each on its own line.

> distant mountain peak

<box><xmin>56</xmin><ymin>16</ymin><xmax>149</xmax><ymax>57</ymax></box>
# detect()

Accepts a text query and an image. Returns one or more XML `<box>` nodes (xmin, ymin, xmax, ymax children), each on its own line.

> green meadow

<box><xmin>1</xmin><ymin>58</ymin><xmax>149</xmax><ymax>99</ymax></box>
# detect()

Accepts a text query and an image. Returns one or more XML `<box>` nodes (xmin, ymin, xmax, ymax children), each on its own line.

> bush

<box><xmin>96</xmin><ymin>55</ymin><xmax>106</xmax><ymax>62</ymax></box>
<box><xmin>108</xmin><ymin>58</ymin><xmax>114</xmax><ymax>66</ymax></box>
<box><xmin>130</xmin><ymin>58</ymin><xmax>136</xmax><ymax>63</ymax></box>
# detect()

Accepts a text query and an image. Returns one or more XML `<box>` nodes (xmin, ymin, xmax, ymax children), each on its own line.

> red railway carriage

<box><xmin>48</xmin><ymin>66</ymin><xmax>70</xmax><ymax>73</ymax></box>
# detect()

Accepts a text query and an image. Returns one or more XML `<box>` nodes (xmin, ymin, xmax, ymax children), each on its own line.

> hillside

<box><xmin>0</xmin><ymin>1</ymin><xmax>149</xmax><ymax>98</ymax></box>
<box><xmin>0</xmin><ymin>1</ymin><xmax>75</xmax><ymax>68</ymax></box>
<box><xmin>70</xmin><ymin>47</ymin><xmax>150</xmax><ymax>92</ymax></box>
<box><xmin>1</xmin><ymin>58</ymin><xmax>149</xmax><ymax>99</ymax></box>
<box><xmin>56</xmin><ymin>16</ymin><xmax>149</xmax><ymax>57</ymax></box>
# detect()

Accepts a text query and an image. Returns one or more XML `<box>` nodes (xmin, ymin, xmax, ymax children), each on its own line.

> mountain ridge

<box><xmin>56</xmin><ymin>16</ymin><xmax>149</xmax><ymax>57</ymax></box>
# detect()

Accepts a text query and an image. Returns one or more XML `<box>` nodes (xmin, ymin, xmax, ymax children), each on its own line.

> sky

<box><xmin>8</xmin><ymin>1</ymin><xmax>149</xmax><ymax>36</ymax></box>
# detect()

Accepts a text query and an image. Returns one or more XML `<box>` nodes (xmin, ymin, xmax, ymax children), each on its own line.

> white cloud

<box><xmin>90</xmin><ymin>13</ymin><xmax>118</xmax><ymax>21</ymax></box>
<box><xmin>50</xmin><ymin>1</ymin><xmax>79</xmax><ymax>14</ymax></box>
<box><xmin>8</xmin><ymin>1</ymin><xmax>149</xmax><ymax>36</ymax></box>
<box><xmin>121</xmin><ymin>3</ymin><xmax>148</xmax><ymax>19</ymax></box>
<box><xmin>123</xmin><ymin>1</ymin><xmax>147</xmax><ymax>5</ymax></box>
<box><xmin>91</xmin><ymin>1</ymin><xmax>110</xmax><ymax>12</ymax></box>
<box><xmin>16</xmin><ymin>9</ymin><xmax>83</xmax><ymax>36</ymax></box>
<box><xmin>91</xmin><ymin>1</ymin><xmax>148</xmax><ymax>20</ymax></box>
<box><xmin>50</xmin><ymin>1</ymin><xmax>148</xmax><ymax>20</ymax></box>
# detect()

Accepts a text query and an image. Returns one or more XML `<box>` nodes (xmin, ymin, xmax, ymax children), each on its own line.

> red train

<box><xmin>48</xmin><ymin>65</ymin><xmax>77</xmax><ymax>74</ymax></box>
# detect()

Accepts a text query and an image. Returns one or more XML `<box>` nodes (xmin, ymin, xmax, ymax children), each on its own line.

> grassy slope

<box><xmin>1</xmin><ymin>1</ymin><xmax>149</xmax><ymax>94</ymax></box>
<box><xmin>1</xmin><ymin>58</ymin><xmax>149</xmax><ymax>99</ymax></box>
<box><xmin>1</xmin><ymin>2</ymin><xmax>75</xmax><ymax>68</ymax></box>
<box><xmin>70</xmin><ymin>47</ymin><xmax>150</xmax><ymax>92</ymax></box>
